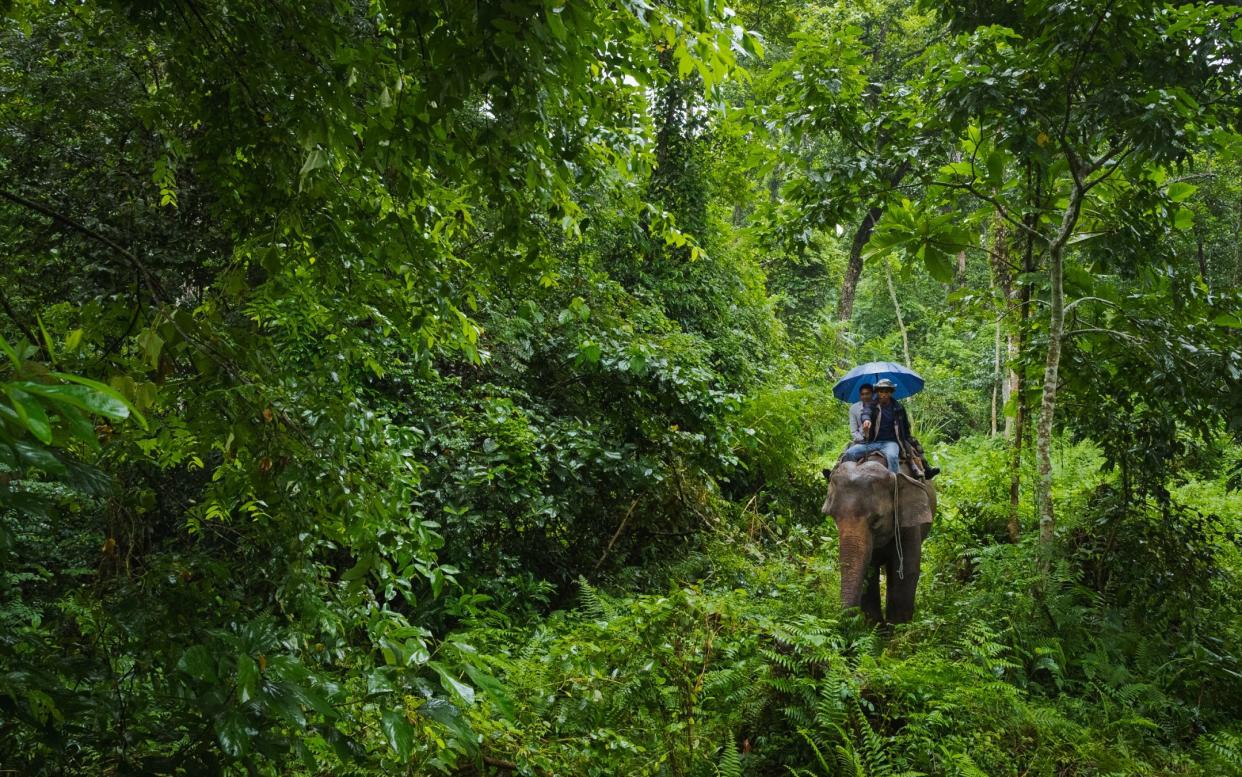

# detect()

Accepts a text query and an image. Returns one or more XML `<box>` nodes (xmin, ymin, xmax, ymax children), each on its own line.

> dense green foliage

<box><xmin>1</xmin><ymin>0</ymin><xmax>1240</xmax><ymax>774</ymax></box>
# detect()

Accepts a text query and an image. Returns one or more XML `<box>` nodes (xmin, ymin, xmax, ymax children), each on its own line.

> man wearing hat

<box><xmin>844</xmin><ymin>378</ymin><xmax>939</xmax><ymax>478</ymax></box>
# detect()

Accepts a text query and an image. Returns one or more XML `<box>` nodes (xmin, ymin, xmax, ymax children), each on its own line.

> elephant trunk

<box><xmin>835</xmin><ymin>517</ymin><xmax>874</xmax><ymax>611</ymax></box>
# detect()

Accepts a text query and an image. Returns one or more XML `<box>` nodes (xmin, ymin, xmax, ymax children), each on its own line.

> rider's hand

<box><xmin>862</xmin><ymin>420</ymin><xmax>871</xmax><ymax>433</ymax></box>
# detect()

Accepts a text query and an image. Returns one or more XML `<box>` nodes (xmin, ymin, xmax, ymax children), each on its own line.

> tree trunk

<box><xmin>1005</xmin><ymin>333</ymin><xmax>1019</xmax><ymax>439</ymax></box>
<box><xmin>1035</xmin><ymin>189</ymin><xmax>1085</xmax><ymax>546</ymax></box>
<box><xmin>837</xmin><ymin>205</ymin><xmax>884</xmax><ymax>321</ymax></box>
<box><xmin>1008</xmin><ymin>385</ymin><xmax>1026</xmax><ymax>542</ymax></box>
<box><xmin>883</xmin><ymin>256</ymin><xmax>910</xmax><ymax>366</ymax></box>
<box><xmin>987</xmin><ymin>215</ymin><xmax>1015</xmax><ymax>439</ymax></box>
<box><xmin>991</xmin><ymin>315</ymin><xmax>1001</xmax><ymax>436</ymax></box>
<box><xmin>1007</xmin><ymin>280</ymin><xmax>1031</xmax><ymax>542</ymax></box>
<box><xmin>836</xmin><ymin>163</ymin><xmax>911</xmax><ymax>322</ymax></box>
<box><xmin>1196</xmin><ymin>231</ymin><xmax>1208</xmax><ymax>289</ymax></box>
<box><xmin>1234</xmin><ymin>193</ymin><xmax>1241</xmax><ymax>287</ymax></box>
<box><xmin>1005</xmin><ymin>182</ymin><xmax>1036</xmax><ymax>542</ymax></box>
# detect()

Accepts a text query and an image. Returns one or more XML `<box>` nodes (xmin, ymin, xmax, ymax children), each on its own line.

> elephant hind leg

<box><xmin>860</xmin><ymin>564</ymin><xmax>882</xmax><ymax>624</ymax></box>
<box><xmin>885</xmin><ymin>524</ymin><xmax>929</xmax><ymax>624</ymax></box>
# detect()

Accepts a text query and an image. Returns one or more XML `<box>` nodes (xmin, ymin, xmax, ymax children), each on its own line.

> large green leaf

<box><xmin>417</xmin><ymin>697</ymin><xmax>477</xmax><ymax>755</ymax></box>
<box><xmin>0</xmin><ymin>334</ymin><xmax>20</xmax><ymax>369</ymax></box>
<box><xmin>27</xmin><ymin>381</ymin><xmax>129</xmax><ymax>420</ymax></box>
<box><xmin>6</xmin><ymin>386</ymin><xmax>52</xmax><ymax>444</ymax></box>
<box><xmin>216</xmin><ymin>709</ymin><xmax>251</xmax><ymax>758</ymax></box>
<box><xmin>1166</xmin><ymin>181</ymin><xmax>1197</xmax><ymax>202</ymax></box>
<box><xmin>177</xmin><ymin>645</ymin><xmax>218</xmax><ymax>683</ymax></box>
<box><xmin>50</xmin><ymin>373</ymin><xmax>146</xmax><ymax>427</ymax></box>
<box><xmin>57</xmin><ymin>405</ymin><xmax>100</xmax><ymax>451</ymax></box>
<box><xmin>381</xmin><ymin>708</ymin><xmax>414</xmax><ymax>759</ymax></box>
<box><xmin>12</xmin><ymin>441</ymin><xmax>66</xmax><ymax>476</ymax></box>
<box><xmin>921</xmin><ymin>246</ymin><xmax>955</xmax><ymax>284</ymax></box>
<box><xmin>429</xmin><ymin>661</ymin><xmax>475</xmax><ymax>706</ymax></box>
<box><xmin>463</xmin><ymin>663</ymin><xmax>515</xmax><ymax>720</ymax></box>
<box><xmin>237</xmin><ymin>655</ymin><xmax>260</xmax><ymax>704</ymax></box>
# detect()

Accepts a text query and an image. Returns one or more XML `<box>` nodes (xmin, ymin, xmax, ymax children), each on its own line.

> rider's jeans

<box><xmin>844</xmin><ymin>440</ymin><xmax>900</xmax><ymax>473</ymax></box>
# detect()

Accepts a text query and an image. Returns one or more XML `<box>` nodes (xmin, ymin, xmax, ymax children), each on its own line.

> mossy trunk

<box><xmin>1036</xmin><ymin>188</ymin><xmax>1084</xmax><ymax>546</ymax></box>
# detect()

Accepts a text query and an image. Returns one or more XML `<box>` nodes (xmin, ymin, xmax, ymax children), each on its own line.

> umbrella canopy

<box><xmin>832</xmin><ymin>361</ymin><xmax>924</xmax><ymax>402</ymax></box>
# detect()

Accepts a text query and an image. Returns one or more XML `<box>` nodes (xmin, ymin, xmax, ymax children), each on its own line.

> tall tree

<box><xmin>769</xmin><ymin>1</ymin><xmax>941</xmax><ymax>324</ymax></box>
<box><xmin>899</xmin><ymin>0</ymin><xmax>1242</xmax><ymax>543</ymax></box>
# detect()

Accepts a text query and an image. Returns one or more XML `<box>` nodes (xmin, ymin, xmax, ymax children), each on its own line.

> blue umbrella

<box><xmin>832</xmin><ymin>361</ymin><xmax>924</xmax><ymax>402</ymax></box>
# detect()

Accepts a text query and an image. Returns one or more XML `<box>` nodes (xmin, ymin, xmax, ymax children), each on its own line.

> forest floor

<box><xmin>444</xmin><ymin>437</ymin><xmax>1242</xmax><ymax>776</ymax></box>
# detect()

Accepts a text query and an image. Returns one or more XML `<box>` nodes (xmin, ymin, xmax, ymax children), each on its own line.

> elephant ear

<box><xmin>898</xmin><ymin>477</ymin><xmax>935</xmax><ymax>528</ymax></box>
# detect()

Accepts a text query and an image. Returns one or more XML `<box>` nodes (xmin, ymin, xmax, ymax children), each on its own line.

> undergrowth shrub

<box><xmin>452</xmin><ymin>436</ymin><xmax>1242</xmax><ymax>776</ymax></box>
<box><xmin>729</xmin><ymin>381</ymin><xmax>840</xmax><ymax>524</ymax></box>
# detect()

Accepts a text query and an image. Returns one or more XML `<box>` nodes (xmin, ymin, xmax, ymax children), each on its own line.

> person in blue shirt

<box><xmin>842</xmin><ymin>379</ymin><xmax>939</xmax><ymax>479</ymax></box>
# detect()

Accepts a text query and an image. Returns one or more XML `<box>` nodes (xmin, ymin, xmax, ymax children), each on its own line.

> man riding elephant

<box><xmin>845</xmin><ymin>379</ymin><xmax>939</xmax><ymax>480</ymax></box>
<box><xmin>848</xmin><ymin>383</ymin><xmax>873</xmax><ymax>445</ymax></box>
<box><xmin>825</xmin><ymin>377</ymin><xmax>939</xmax><ymax>624</ymax></box>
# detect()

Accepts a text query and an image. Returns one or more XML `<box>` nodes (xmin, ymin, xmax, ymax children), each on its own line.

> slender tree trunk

<box><xmin>1005</xmin><ymin>334</ymin><xmax>1019</xmax><ymax>438</ymax></box>
<box><xmin>991</xmin><ymin>316</ymin><xmax>1001</xmax><ymax>436</ymax></box>
<box><xmin>1007</xmin><ymin>296</ymin><xmax>1031</xmax><ymax>541</ymax></box>
<box><xmin>1005</xmin><ymin>178</ymin><xmax>1037</xmax><ymax>542</ymax></box>
<box><xmin>1234</xmin><ymin>194</ymin><xmax>1241</xmax><ymax>287</ymax></box>
<box><xmin>883</xmin><ymin>256</ymin><xmax>910</xmax><ymax>366</ymax></box>
<box><xmin>1008</xmin><ymin>389</ymin><xmax>1026</xmax><ymax>541</ymax></box>
<box><xmin>1036</xmin><ymin>189</ymin><xmax>1085</xmax><ymax>546</ymax></box>
<box><xmin>837</xmin><ymin>205</ymin><xmax>884</xmax><ymax>321</ymax></box>
<box><xmin>837</xmin><ymin>162</ymin><xmax>911</xmax><ymax>322</ymax></box>
<box><xmin>1196</xmin><ymin>232</ymin><xmax>1208</xmax><ymax>289</ymax></box>
<box><xmin>987</xmin><ymin>215</ymin><xmax>1016</xmax><ymax>439</ymax></box>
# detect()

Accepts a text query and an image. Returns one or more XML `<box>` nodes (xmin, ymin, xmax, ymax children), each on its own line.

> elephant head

<box><xmin>822</xmin><ymin>458</ymin><xmax>936</xmax><ymax>622</ymax></box>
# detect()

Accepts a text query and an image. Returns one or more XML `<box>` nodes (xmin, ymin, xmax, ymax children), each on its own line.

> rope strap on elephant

<box><xmin>893</xmin><ymin>473</ymin><xmax>904</xmax><ymax>580</ymax></box>
<box><xmin>891</xmin><ymin>473</ymin><xmax>934</xmax><ymax>580</ymax></box>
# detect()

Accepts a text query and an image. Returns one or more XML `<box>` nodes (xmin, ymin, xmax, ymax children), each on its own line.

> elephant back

<box><xmin>821</xmin><ymin>458</ymin><xmax>935</xmax><ymax>531</ymax></box>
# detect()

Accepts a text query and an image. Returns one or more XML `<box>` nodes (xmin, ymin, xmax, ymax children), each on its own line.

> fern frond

<box><xmin>716</xmin><ymin>736</ymin><xmax>743</xmax><ymax>777</ymax></box>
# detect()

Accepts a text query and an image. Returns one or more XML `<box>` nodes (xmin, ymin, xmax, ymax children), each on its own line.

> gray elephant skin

<box><xmin>821</xmin><ymin>458</ymin><xmax>936</xmax><ymax>624</ymax></box>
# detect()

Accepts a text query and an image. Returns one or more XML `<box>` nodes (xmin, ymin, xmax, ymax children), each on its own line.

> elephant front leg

<box><xmin>835</xmin><ymin>517</ymin><xmax>875</xmax><ymax>615</ymax></box>
<box><xmin>885</xmin><ymin>523</ymin><xmax>930</xmax><ymax>624</ymax></box>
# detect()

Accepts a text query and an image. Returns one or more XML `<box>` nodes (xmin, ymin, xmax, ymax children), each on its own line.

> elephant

<box><xmin>821</xmin><ymin>455</ymin><xmax>936</xmax><ymax>624</ymax></box>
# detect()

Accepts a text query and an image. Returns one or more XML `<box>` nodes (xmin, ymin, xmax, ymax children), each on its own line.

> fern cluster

<box><xmin>451</xmin><ymin>436</ymin><xmax>1241</xmax><ymax>776</ymax></box>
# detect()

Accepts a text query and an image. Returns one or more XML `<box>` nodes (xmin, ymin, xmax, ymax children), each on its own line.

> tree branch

<box><xmin>0</xmin><ymin>189</ymin><xmax>311</xmax><ymax>444</ymax></box>
<box><xmin>1062</xmin><ymin>296</ymin><xmax>1122</xmax><ymax>315</ymax></box>
<box><xmin>1083</xmin><ymin>144</ymin><xmax>1134</xmax><ymax>191</ymax></box>
<box><xmin>1064</xmin><ymin>327</ymin><xmax>1141</xmax><ymax>342</ymax></box>
<box><xmin>0</xmin><ymin>189</ymin><xmax>169</xmax><ymax>303</ymax></box>
<box><xmin>1058</xmin><ymin>0</ymin><xmax>1116</xmax><ymax>142</ymax></box>
<box><xmin>0</xmin><ymin>287</ymin><xmax>43</xmax><ymax>357</ymax></box>
<box><xmin>927</xmin><ymin>179</ymin><xmax>1046</xmax><ymax>242</ymax></box>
